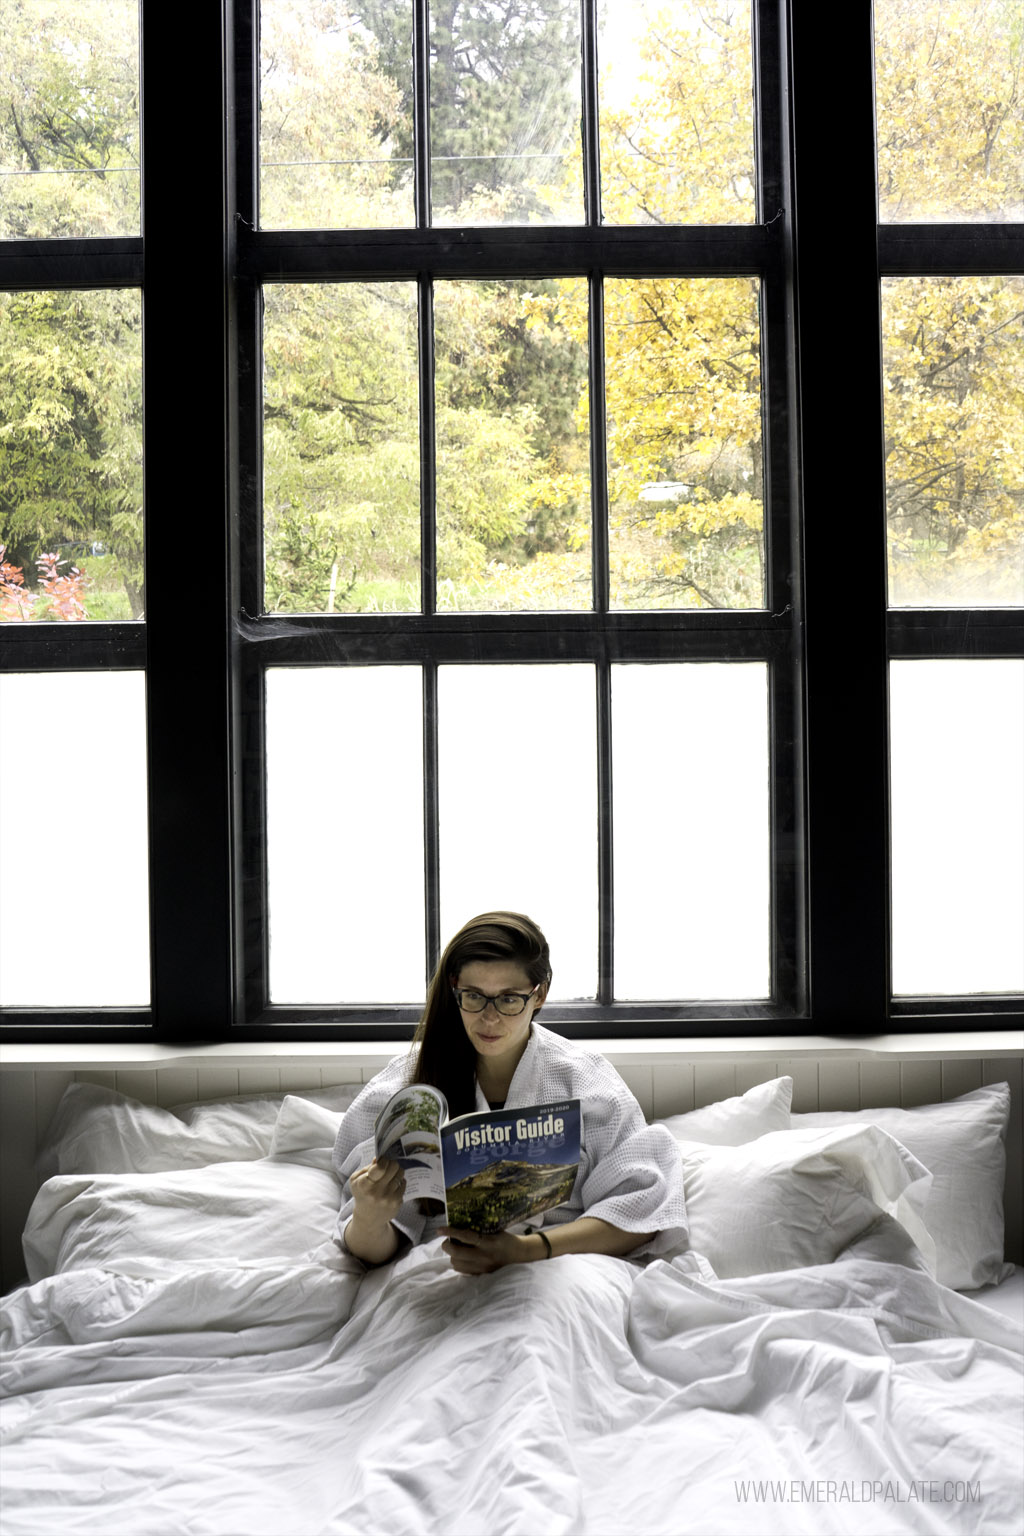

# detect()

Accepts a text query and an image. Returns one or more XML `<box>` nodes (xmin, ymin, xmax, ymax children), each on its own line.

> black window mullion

<box><xmin>887</xmin><ymin>610</ymin><xmax>1024</xmax><ymax>660</ymax></box>
<box><xmin>0</xmin><ymin>242</ymin><xmax>142</xmax><ymax>288</ymax></box>
<box><xmin>878</xmin><ymin>224</ymin><xmax>1024</xmax><ymax>276</ymax></box>
<box><xmin>419</xmin><ymin>279</ymin><xmax>437</xmax><ymax>617</ymax></box>
<box><xmin>233</xmin><ymin>0</ymin><xmax>262</xmax><ymax>1024</ymax></box>
<box><xmin>596</xmin><ymin>659</ymin><xmax>614</xmax><ymax>1005</ymax></box>
<box><xmin>234</xmin><ymin>0</ymin><xmax>257</xmax><ymax>231</ymax></box>
<box><xmin>0</xmin><ymin>627</ymin><xmax>146</xmax><ymax>672</ymax></box>
<box><xmin>588</xmin><ymin>253</ymin><xmax>613</xmax><ymax>1003</ymax></box>
<box><xmin>422</xmin><ymin>660</ymin><xmax>441</xmax><ymax>984</ymax></box>
<box><xmin>790</xmin><ymin>0</ymin><xmax>890</xmax><ymax>1029</ymax></box>
<box><xmin>237</xmin><ymin>278</ymin><xmax>262</xmax><ymax>620</ymax></box>
<box><xmin>241</xmin><ymin>225</ymin><xmax>771</xmax><ymax>282</ymax></box>
<box><xmin>588</xmin><ymin>274</ymin><xmax>609</xmax><ymax>615</ymax></box>
<box><xmin>413</xmin><ymin>0</ymin><xmax>431</xmax><ymax>228</ymax></box>
<box><xmin>141</xmin><ymin>0</ymin><xmax>234</xmax><ymax>1039</ymax></box>
<box><xmin>231</xmin><ymin>612</ymin><xmax>786</xmax><ymax>667</ymax></box>
<box><xmin>580</xmin><ymin>0</ymin><xmax>601</xmax><ymax>227</ymax></box>
<box><xmin>754</xmin><ymin>0</ymin><xmax>786</xmax><ymax>226</ymax></box>
<box><xmin>760</xmin><ymin>0</ymin><xmax>806</xmax><ymax>1021</ymax></box>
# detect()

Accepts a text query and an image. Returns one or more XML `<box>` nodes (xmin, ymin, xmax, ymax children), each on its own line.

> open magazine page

<box><xmin>374</xmin><ymin>1085</ymin><xmax>448</xmax><ymax>1203</ymax></box>
<box><xmin>441</xmin><ymin>1099</ymin><xmax>581</xmax><ymax>1234</ymax></box>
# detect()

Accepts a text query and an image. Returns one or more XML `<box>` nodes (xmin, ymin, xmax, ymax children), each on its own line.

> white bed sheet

<box><xmin>963</xmin><ymin>1264</ymin><xmax>1024</xmax><ymax>1329</ymax></box>
<box><xmin>2</xmin><ymin>1230</ymin><xmax>1022</xmax><ymax>1536</ymax></box>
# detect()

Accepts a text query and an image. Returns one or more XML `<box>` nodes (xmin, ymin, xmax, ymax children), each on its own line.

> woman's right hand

<box><xmin>350</xmin><ymin>1158</ymin><xmax>406</xmax><ymax>1223</ymax></box>
<box><xmin>344</xmin><ymin>1159</ymin><xmax>407</xmax><ymax>1265</ymax></box>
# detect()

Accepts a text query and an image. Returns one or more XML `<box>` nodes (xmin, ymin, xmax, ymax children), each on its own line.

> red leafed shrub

<box><xmin>0</xmin><ymin>545</ymin><xmax>35</xmax><ymax>620</ymax></box>
<box><xmin>36</xmin><ymin>551</ymin><xmax>90</xmax><ymax>621</ymax></box>
<box><xmin>0</xmin><ymin>546</ymin><xmax>91</xmax><ymax>621</ymax></box>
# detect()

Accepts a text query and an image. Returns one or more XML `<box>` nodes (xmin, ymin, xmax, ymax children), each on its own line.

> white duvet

<box><xmin>2</xmin><ymin>1103</ymin><xmax>1022</xmax><ymax>1536</ymax></box>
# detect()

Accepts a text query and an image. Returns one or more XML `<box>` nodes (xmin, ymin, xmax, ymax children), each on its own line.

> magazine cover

<box><xmin>373</xmin><ymin>1088</ymin><xmax>581</xmax><ymax>1233</ymax></box>
<box><xmin>441</xmin><ymin>1100</ymin><xmax>581</xmax><ymax>1233</ymax></box>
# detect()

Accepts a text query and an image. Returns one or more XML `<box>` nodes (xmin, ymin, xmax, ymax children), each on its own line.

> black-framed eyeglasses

<box><xmin>452</xmin><ymin>986</ymin><xmax>539</xmax><ymax>1016</ymax></box>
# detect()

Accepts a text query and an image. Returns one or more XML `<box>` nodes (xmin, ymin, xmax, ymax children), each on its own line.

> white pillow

<box><xmin>791</xmin><ymin>1084</ymin><xmax>1012</xmax><ymax>1290</ymax></box>
<box><xmin>675</xmin><ymin>1123</ymin><xmax>933</xmax><ymax>1280</ymax></box>
<box><xmin>37</xmin><ymin>1082</ymin><xmax>360</xmax><ymax>1177</ymax></box>
<box><xmin>22</xmin><ymin>1158</ymin><xmax>342</xmax><ymax>1281</ymax></box>
<box><xmin>658</xmin><ymin>1076</ymin><xmax>792</xmax><ymax>1145</ymax></box>
<box><xmin>269</xmin><ymin>1094</ymin><xmax>347</xmax><ymax>1169</ymax></box>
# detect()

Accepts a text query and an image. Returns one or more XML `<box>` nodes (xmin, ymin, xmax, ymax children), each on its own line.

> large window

<box><xmin>1</xmin><ymin>0</ymin><xmax>1020</xmax><ymax>1040</ymax></box>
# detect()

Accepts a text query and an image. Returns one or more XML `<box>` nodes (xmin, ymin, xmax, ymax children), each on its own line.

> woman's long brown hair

<box><xmin>411</xmin><ymin>912</ymin><xmax>552</xmax><ymax>1117</ymax></box>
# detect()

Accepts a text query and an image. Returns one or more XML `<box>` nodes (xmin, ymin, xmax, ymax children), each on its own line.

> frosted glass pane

<box><xmin>266</xmin><ymin>668</ymin><xmax>425</xmax><ymax>1002</ymax></box>
<box><xmin>891</xmin><ymin>660</ymin><xmax>1024</xmax><ymax>995</ymax></box>
<box><xmin>613</xmin><ymin>664</ymin><xmax>770</xmax><ymax>999</ymax></box>
<box><xmin>438</xmin><ymin>665</ymin><xmax>597</xmax><ymax>999</ymax></box>
<box><xmin>0</xmin><ymin>672</ymin><xmax>150</xmax><ymax>1006</ymax></box>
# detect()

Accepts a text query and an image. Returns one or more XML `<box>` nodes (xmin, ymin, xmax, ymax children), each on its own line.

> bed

<box><xmin>1</xmin><ymin>1055</ymin><xmax>1022</xmax><ymax>1536</ymax></box>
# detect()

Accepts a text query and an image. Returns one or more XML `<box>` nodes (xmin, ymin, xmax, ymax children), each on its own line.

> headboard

<box><xmin>1</xmin><ymin>1032</ymin><xmax>1021</xmax><ymax>1294</ymax></box>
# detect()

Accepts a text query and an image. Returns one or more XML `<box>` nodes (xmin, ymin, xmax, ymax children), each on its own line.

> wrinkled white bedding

<box><xmin>2</xmin><ymin>1223</ymin><xmax>1022</xmax><ymax>1536</ymax></box>
<box><xmin>3</xmin><ymin>1081</ymin><xmax>1022</xmax><ymax>1536</ymax></box>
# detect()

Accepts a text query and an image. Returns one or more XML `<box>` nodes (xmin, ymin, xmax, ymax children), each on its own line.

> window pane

<box><xmin>875</xmin><ymin>0</ymin><xmax>1024</xmax><ymax>223</ymax></box>
<box><xmin>265</xmin><ymin>667</ymin><xmax>425</xmax><ymax>1002</ymax></box>
<box><xmin>890</xmin><ymin>660</ymin><xmax>1024</xmax><ymax>996</ymax></box>
<box><xmin>0</xmin><ymin>289</ymin><xmax>144</xmax><ymax>622</ymax></box>
<box><xmin>438</xmin><ymin>665</ymin><xmax>597</xmax><ymax>998</ymax></box>
<box><xmin>882</xmin><ymin>276</ymin><xmax>1024</xmax><ymax>608</ymax></box>
<box><xmin>605</xmin><ymin>277</ymin><xmax>764</xmax><ymax>611</ymax></box>
<box><xmin>259</xmin><ymin>0</ymin><xmax>414</xmax><ymax>230</ymax></box>
<box><xmin>613</xmin><ymin>663</ymin><xmax>770</xmax><ymax>1000</ymax></box>
<box><xmin>430</xmin><ymin>0</ymin><xmax>583</xmax><ymax>226</ymax></box>
<box><xmin>434</xmin><ymin>279</ymin><xmax>591</xmax><ymax>611</ymax></box>
<box><xmin>262</xmin><ymin>282</ymin><xmax>420</xmax><ymax>613</ymax></box>
<box><xmin>599</xmin><ymin>0</ymin><xmax>755</xmax><ymax>226</ymax></box>
<box><xmin>0</xmin><ymin>0</ymin><xmax>140</xmax><ymax>239</ymax></box>
<box><xmin>0</xmin><ymin>672</ymin><xmax>150</xmax><ymax>1005</ymax></box>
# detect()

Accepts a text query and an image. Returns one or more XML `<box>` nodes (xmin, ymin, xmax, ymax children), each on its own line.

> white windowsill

<box><xmin>1</xmin><ymin>1030</ymin><xmax>1021</xmax><ymax>1072</ymax></box>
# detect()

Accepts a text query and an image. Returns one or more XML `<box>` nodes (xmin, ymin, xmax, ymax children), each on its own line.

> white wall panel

<box><xmin>859</xmin><ymin>1059</ymin><xmax>902</xmax><ymax>1107</ymax></box>
<box><xmin>900</xmin><ymin>1057</ymin><xmax>943</xmax><ymax>1106</ymax></box>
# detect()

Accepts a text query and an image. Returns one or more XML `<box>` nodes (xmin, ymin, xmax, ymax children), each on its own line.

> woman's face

<box><xmin>454</xmin><ymin>959</ymin><xmax>547</xmax><ymax>1073</ymax></box>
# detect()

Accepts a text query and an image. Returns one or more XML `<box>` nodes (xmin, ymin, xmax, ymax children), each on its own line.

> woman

<box><xmin>332</xmin><ymin>911</ymin><xmax>687</xmax><ymax>1275</ymax></box>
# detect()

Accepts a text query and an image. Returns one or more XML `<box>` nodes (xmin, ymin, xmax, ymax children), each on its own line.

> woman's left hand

<box><xmin>439</xmin><ymin>1226</ymin><xmax>528</xmax><ymax>1274</ymax></box>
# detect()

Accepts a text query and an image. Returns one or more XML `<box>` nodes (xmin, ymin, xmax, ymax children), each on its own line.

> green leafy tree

<box><xmin>260</xmin><ymin>0</ymin><xmax>411</xmax><ymax>229</ymax></box>
<box><xmin>4</xmin><ymin>0</ymin><xmax>1021</xmax><ymax>620</ymax></box>
<box><xmin>263</xmin><ymin>281</ymin><xmax>422</xmax><ymax>611</ymax></box>
<box><xmin>0</xmin><ymin>0</ymin><xmax>139</xmax><ymax>239</ymax></box>
<box><xmin>0</xmin><ymin>289</ymin><xmax>143</xmax><ymax>617</ymax></box>
<box><xmin>433</xmin><ymin>277</ymin><xmax>589</xmax><ymax>608</ymax></box>
<box><xmin>353</xmin><ymin>0</ymin><xmax>581</xmax><ymax>219</ymax></box>
<box><xmin>525</xmin><ymin>3</ymin><xmax>763</xmax><ymax>611</ymax></box>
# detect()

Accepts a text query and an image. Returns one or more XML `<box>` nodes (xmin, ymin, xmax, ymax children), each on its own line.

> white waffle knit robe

<box><xmin>331</xmin><ymin>1022</ymin><xmax>688</xmax><ymax>1264</ymax></box>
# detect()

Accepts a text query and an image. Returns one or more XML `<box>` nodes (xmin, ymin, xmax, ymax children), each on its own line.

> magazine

<box><xmin>374</xmin><ymin>1084</ymin><xmax>581</xmax><ymax>1234</ymax></box>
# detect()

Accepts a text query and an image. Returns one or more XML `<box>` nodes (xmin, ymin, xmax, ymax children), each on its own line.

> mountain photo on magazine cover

<box><xmin>445</xmin><ymin>1158</ymin><xmax>578</xmax><ymax>1232</ymax></box>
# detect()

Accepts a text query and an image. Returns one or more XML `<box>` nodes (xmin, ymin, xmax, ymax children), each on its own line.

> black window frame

<box><xmin>1</xmin><ymin>0</ymin><xmax>1020</xmax><ymax>1044</ymax></box>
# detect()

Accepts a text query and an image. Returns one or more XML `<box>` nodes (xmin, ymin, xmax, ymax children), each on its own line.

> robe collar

<box><xmin>472</xmin><ymin>1022</ymin><xmax>549</xmax><ymax>1112</ymax></box>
